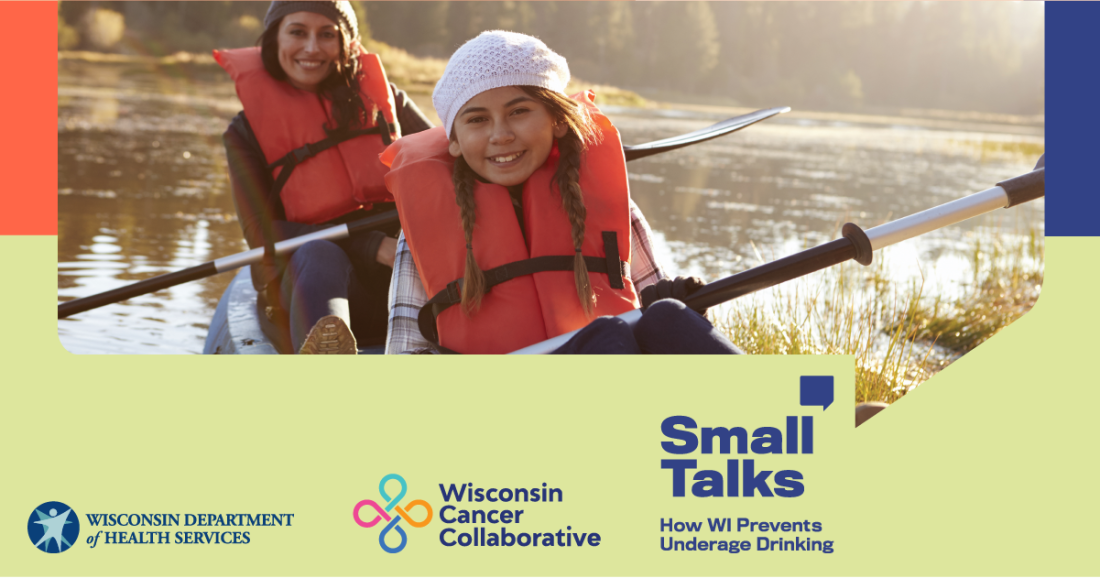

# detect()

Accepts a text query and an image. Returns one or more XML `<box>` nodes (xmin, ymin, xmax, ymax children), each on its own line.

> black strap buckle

<box><xmin>445</xmin><ymin>280</ymin><xmax>463</xmax><ymax>304</ymax></box>
<box><xmin>292</xmin><ymin>143</ymin><xmax>313</xmax><ymax>163</ymax></box>
<box><xmin>602</xmin><ymin>231</ymin><xmax>625</xmax><ymax>289</ymax></box>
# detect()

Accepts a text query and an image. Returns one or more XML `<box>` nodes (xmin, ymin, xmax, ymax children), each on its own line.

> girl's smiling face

<box><xmin>277</xmin><ymin>12</ymin><xmax>341</xmax><ymax>93</ymax></box>
<box><xmin>449</xmin><ymin>86</ymin><xmax>568</xmax><ymax>187</ymax></box>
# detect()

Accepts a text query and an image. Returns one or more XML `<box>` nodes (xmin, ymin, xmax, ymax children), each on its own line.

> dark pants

<box><xmin>278</xmin><ymin>240</ymin><xmax>390</xmax><ymax>352</ymax></box>
<box><xmin>552</xmin><ymin>299</ymin><xmax>743</xmax><ymax>355</ymax></box>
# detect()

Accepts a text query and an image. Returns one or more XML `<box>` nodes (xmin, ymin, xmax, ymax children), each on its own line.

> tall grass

<box><xmin>714</xmin><ymin>227</ymin><xmax>1043</xmax><ymax>404</ymax></box>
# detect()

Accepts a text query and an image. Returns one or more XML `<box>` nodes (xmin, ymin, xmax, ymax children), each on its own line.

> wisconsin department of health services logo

<box><xmin>353</xmin><ymin>474</ymin><xmax>432</xmax><ymax>553</ymax></box>
<box><xmin>28</xmin><ymin>501</ymin><xmax>80</xmax><ymax>553</ymax></box>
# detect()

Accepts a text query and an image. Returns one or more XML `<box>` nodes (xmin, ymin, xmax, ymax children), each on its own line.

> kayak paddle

<box><xmin>510</xmin><ymin>162</ymin><xmax>1046</xmax><ymax>354</ymax></box>
<box><xmin>58</xmin><ymin>107</ymin><xmax>789</xmax><ymax>319</ymax></box>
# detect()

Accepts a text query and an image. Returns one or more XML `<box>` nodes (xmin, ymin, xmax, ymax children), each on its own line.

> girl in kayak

<box><xmin>383</xmin><ymin>31</ymin><xmax>742</xmax><ymax>355</ymax></box>
<box><xmin>217</xmin><ymin>1</ymin><xmax>433</xmax><ymax>354</ymax></box>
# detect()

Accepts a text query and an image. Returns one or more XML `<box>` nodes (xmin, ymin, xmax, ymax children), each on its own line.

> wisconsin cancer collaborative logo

<box><xmin>27</xmin><ymin>502</ymin><xmax>80</xmax><ymax>553</ymax></box>
<box><xmin>353</xmin><ymin>474</ymin><xmax>433</xmax><ymax>553</ymax></box>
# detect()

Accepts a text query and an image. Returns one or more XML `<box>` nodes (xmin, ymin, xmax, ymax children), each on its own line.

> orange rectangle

<box><xmin>0</xmin><ymin>1</ymin><xmax>58</xmax><ymax>235</ymax></box>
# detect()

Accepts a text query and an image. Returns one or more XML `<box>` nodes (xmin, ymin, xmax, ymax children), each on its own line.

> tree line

<box><xmin>59</xmin><ymin>1</ymin><xmax>1044</xmax><ymax>115</ymax></box>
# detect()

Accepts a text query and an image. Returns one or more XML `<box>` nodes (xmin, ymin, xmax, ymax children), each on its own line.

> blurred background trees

<box><xmin>57</xmin><ymin>1</ymin><xmax>1044</xmax><ymax>116</ymax></box>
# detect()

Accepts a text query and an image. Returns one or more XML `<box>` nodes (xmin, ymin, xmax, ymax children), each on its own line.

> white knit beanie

<box><xmin>433</xmin><ymin>31</ymin><xmax>570</xmax><ymax>137</ymax></box>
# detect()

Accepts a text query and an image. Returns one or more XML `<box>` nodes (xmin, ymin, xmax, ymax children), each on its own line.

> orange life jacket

<box><xmin>214</xmin><ymin>46</ymin><xmax>400</xmax><ymax>224</ymax></box>
<box><xmin>381</xmin><ymin>92</ymin><xmax>639</xmax><ymax>354</ymax></box>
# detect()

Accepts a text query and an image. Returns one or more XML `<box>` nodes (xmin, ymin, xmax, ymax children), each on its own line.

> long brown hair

<box><xmin>452</xmin><ymin>86</ymin><xmax>603</xmax><ymax>317</ymax></box>
<box><xmin>259</xmin><ymin>17</ymin><xmax>371</xmax><ymax>133</ymax></box>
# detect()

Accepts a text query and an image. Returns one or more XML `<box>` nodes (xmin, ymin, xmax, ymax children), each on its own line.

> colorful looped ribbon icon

<box><xmin>353</xmin><ymin>473</ymin><xmax>433</xmax><ymax>553</ymax></box>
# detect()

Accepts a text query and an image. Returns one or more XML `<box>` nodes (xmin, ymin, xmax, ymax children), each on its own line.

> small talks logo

<box><xmin>28</xmin><ymin>502</ymin><xmax>80</xmax><ymax>553</ymax></box>
<box><xmin>353</xmin><ymin>474</ymin><xmax>433</xmax><ymax>553</ymax></box>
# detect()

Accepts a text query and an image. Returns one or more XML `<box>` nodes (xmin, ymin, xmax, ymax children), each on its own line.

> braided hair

<box><xmin>452</xmin><ymin>86</ymin><xmax>603</xmax><ymax>317</ymax></box>
<box><xmin>259</xmin><ymin>17</ymin><xmax>372</xmax><ymax>133</ymax></box>
<box><xmin>452</xmin><ymin>155</ymin><xmax>487</xmax><ymax>314</ymax></box>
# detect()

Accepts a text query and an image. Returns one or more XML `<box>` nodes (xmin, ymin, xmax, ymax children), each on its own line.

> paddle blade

<box><xmin>622</xmin><ymin>106</ymin><xmax>791</xmax><ymax>161</ymax></box>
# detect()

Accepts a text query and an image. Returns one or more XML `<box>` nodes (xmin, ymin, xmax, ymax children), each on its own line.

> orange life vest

<box><xmin>381</xmin><ymin>92</ymin><xmax>639</xmax><ymax>354</ymax></box>
<box><xmin>214</xmin><ymin>46</ymin><xmax>400</xmax><ymax>224</ymax></box>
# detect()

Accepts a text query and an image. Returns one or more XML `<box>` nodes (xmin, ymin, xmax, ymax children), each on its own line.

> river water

<box><xmin>57</xmin><ymin>59</ymin><xmax>1044</xmax><ymax>354</ymax></box>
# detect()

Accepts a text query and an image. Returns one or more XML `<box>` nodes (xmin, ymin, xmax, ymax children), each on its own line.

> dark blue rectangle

<box><xmin>1047</xmin><ymin>2</ymin><xmax>1100</xmax><ymax>236</ymax></box>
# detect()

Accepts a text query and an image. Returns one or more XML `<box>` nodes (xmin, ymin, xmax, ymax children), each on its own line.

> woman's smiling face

<box><xmin>276</xmin><ymin>12</ymin><xmax>341</xmax><ymax>93</ymax></box>
<box><xmin>449</xmin><ymin>86</ymin><xmax>568</xmax><ymax>187</ymax></box>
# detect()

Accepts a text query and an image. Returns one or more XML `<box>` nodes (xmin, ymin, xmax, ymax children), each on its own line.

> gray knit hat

<box><xmin>263</xmin><ymin>1</ymin><xmax>359</xmax><ymax>42</ymax></box>
<box><xmin>433</xmin><ymin>31</ymin><xmax>570</xmax><ymax>137</ymax></box>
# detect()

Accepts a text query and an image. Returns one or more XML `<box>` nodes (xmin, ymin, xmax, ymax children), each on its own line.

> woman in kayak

<box><xmin>218</xmin><ymin>1</ymin><xmax>432</xmax><ymax>354</ymax></box>
<box><xmin>383</xmin><ymin>31</ymin><xmax>742</xmax><ymax>355</ymax></box>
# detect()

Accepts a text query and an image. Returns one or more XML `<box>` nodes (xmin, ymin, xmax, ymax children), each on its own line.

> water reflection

<box><xmin>613</xmin><ymin>112</ymin><xmax>1043</xmax><ymax>288</ymax></box>
<box><xmin>57</xmin><ymin>59</ymin><xmax>1044</xmax><ymax>354</ymax></box>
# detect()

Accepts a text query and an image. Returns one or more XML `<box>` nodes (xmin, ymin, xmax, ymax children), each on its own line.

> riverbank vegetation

<box><xmin>59</xmin><ymin>36</ymin><xmax>647</xmax><ymax>109</ymax></box>
<box><xmin>716</xmin><ymin>226</ymin><xmax>1043</xmax><ymax>404</ymax></box>
<box><xmin>59</xmin><ymin>1</ymin><xmax>1042</xmax><ymax>117</ymax></box>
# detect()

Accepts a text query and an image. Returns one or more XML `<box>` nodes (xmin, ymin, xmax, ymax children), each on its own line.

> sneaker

<box><xmin>299</xmin><ymin>315</ymin><xmax>357</xmax><ymax>355</ymax></box>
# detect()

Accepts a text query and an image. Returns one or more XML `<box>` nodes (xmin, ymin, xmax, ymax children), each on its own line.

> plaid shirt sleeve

<box><xmin>385</xmin><ymin>231</ymin><xmax>436</xmax><ymax>354</ymax></box>
<box><xmin>628</xmin><ymin>199</ymin><xmax>666</xmax><ymax>291</ymax></box>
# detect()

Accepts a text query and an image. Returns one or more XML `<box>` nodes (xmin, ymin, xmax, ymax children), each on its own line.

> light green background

<box><xmin>3</xmin><ymin>237</ymin><xmax>1097</xmax><ymax>575</ymax></box>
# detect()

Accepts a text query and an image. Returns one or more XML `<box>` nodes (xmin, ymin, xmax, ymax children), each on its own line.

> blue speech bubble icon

<box><xmin>800</xmin><ymin>376</ymin><xmax>833</xmax><ymax>410</ymax></box>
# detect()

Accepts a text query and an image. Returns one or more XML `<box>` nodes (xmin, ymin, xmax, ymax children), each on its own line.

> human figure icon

<box><xmin>33</xmin><ymin>508</ymin><xmax>73</xmax><ymax>552</ymax></box>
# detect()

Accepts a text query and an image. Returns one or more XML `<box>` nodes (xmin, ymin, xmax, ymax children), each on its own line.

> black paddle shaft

<box><xmin>58</xmin><ymin>262</ymin><xmax>218</xmax><ymax>319</ymax></box>
<box><xmin>680</xmin><ymin>162</ymin><xmax>1046</xmax><ymax>311</ymax></box>
<box><xmin>623</xmin><ymin>107</ymin><xmax>790</xmax><ymax>161</ymax></box>
<box><xmin>684</xmin><ymin>229</ymin><xmax>868</xmax><ymax>311</ymax></box>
